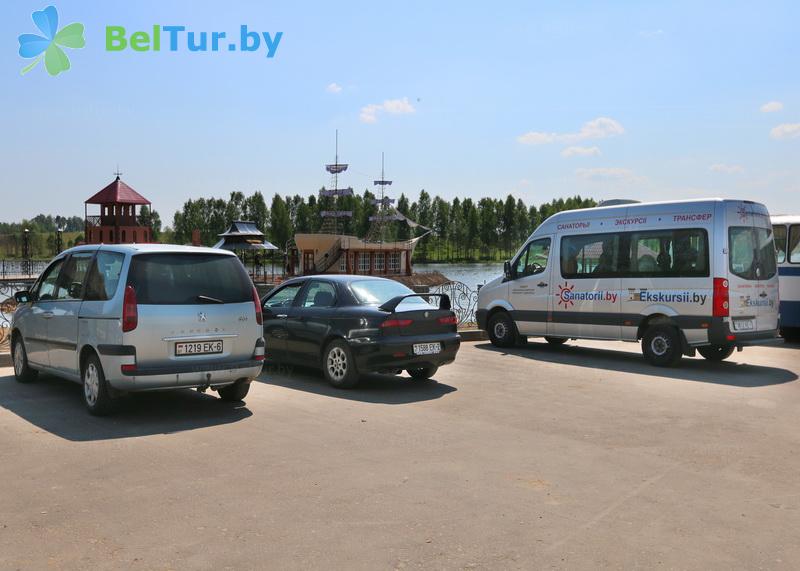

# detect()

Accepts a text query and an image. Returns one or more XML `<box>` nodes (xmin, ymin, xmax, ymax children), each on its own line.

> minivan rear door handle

<box><xmin>42</xmin><ymin>311</ymin><xmax>54</xmax><ymax>319</ymax></box>
<box><xmin>537</xmin><ymin>282</ymin><xmax>548</xmax><ymax>288</ymax></box>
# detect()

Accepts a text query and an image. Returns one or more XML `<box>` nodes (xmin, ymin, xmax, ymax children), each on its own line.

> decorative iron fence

<box><xmin>429</xmin><ymin>281</ymin><xmax>480</xmax><ymax>328</ymax></box>
<box><xmin>0</xmin><ymin>280</ymin><xmax>33</xmax><ymax>350</ymax></box>
<box><xmin>0</xmin><ymin>259</ymin><xmax>49</xmax><ymax>279</ymax></box>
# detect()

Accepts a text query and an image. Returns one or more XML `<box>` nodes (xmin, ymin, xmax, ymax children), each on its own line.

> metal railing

<box><xmin>429</xmin><ymin>281</ymin><xmax>480</xmax><ymax>328</ymax></box>
<box><xmin>0</xmin><ymin>259</ymin><xmax>49</xmax><ymax>280</ymax></box>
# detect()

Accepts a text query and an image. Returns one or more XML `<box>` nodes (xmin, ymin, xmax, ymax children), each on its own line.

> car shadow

<box><xmin>0</xmin><ymin>373</ymin><xmax>252</xmax><ymax>442</ymax></box>
<box><xmin>475</xmin><ymin>341</ymin><xmax>798</xmax><ymax>388</ymax></box>
<box><xmin>256</xmin><ymin>363</ymin><xmax>457</xmax><ymax>404</ymax></box>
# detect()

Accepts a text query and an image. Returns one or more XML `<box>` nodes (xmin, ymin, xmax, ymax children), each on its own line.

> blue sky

<box><xmin>2</xmin><ymin>0</ymin><xmax>799</xmax><ymax>224</ymax></box>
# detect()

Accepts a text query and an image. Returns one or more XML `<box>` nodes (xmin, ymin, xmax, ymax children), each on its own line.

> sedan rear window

<box><xmin>350</xmin><ymin>279</ymin><xmax>430</xmax><ymax>308</ymax></box>
<box><xmin>128</xmin><ymin>253</ymin><xmax>253</xmax><ymax>305</ymax></box>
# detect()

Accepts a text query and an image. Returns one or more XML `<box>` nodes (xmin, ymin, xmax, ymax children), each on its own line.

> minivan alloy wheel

<box><xmin>327</xmin><ymin>346</ymin><xmax>348</xmax><ymax>381</ymax></box>
<box><xmin>84</xmin><ymin>362</ymin><xmax>100</xmax><ymax>406</ymax></box>
<box><xmin>13</xmin><ymin>340</ymin><xmax>24</xmax><ymax>377</ymax></box>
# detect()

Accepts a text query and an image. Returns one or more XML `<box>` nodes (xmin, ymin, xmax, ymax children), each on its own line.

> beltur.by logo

<box><xmin>18</xmin><ymin>5</ymin><xmax>85</xmax><ymax>76</ymax></box>
<box><xmin>105</xmin><ymin>25</ymin><xmax>283</xmax><ymax>57</ymax></box>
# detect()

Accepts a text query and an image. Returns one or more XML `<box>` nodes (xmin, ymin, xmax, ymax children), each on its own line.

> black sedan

<box><xmin>260</xmin><ymin>275</ymin><xmax>461</xmax><ymax>388</ymax></box>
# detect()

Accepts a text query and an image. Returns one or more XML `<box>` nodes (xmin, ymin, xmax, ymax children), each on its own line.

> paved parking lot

<box><xmin>2</xmin><ymin>339</ymin><xmax>800</xmax><ymax>569</ymax></box>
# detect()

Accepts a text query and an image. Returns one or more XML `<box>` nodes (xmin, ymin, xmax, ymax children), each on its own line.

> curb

<box><xmin>0</xmin><ymin>352</ymin><xmax>11</xmax><ymax>368</ymax></box>
<box><xmin>458</xmin><ymin>329</ymin><xmax>488</xmax><ymax>342</ymax></box>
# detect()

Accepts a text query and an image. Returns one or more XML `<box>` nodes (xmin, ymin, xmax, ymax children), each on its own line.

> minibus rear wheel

<box><xmin>488</xmin><ymin>311</ymin><xmax>517</xmax><ymax>348</ymax></box>
<box><xmin>697</xmin><ymin>345</ymin><xmax>735</xmax><ymax>361</ymax></box>
<box><xmin>641</xmin><ymin>325</ymin><xmax>682</xmax><ymax>367</ymax></box>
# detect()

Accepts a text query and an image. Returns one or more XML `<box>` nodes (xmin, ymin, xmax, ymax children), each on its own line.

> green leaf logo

<box><xmin>18</xmin><ymin>6</ymin><xmax>85</xmax><ymax>77</ymax></box>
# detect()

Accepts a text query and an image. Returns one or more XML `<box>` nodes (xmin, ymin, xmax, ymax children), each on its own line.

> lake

<box><xmin>414</xmin><ymin>262</ymin><xmax>503</xmax><ymax>289</ymax></box>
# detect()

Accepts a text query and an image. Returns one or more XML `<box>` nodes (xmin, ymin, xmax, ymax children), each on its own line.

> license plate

<box><xmin>733</xmin><ymin>319</ymin><xmax>754</xmax><ymax>331</ymax></box>
<box><xmin>413</xmin><ymin>342</ymin><xmax>442</xmax><ymax>355</ymax></box>
<box><xmin>175</xmin><ymin>340</ymin><xmax>223</xmax><ymax>356</ymax></box>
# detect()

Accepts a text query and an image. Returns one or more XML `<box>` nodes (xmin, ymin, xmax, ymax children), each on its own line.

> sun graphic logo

<box><xmin>18</xmin><ymin>5</ymin><xmax>85</xmax><ymax>77</ymax></box>
<box><xmin>557</xmin><ymin>282</ymin><xmax>575</xmax><ymax>308</ymax></box>
<box><xmin>737</xmin><ymin>205</ymin><xmax>749</xmax><ymax>223</ymax></box>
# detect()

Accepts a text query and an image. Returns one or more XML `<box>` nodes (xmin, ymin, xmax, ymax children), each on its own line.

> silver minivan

<box><xmin>10</xmin><ymin>244</ymin><xmax>265</xmax><ymax>415</ymax></box>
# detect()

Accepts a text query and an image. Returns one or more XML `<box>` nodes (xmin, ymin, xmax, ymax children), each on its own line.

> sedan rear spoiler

<box><xmin>379</xmin><ymin>293</ymin><xmax>451</xmax><ymax>313</ymax></box>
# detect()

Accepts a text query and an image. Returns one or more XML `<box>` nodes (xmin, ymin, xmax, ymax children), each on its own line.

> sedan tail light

<box><xmin>438</xmin><ymin>315</ymin><xmax>458</xmax><ymax>325</ymax></box>
<box><xmin>380</xmin><ymin>318</ymin><xmax>413</xmax><ymax>329</ymax></box>
<box><xmin>122</xmin><ymin>285</ymin><xmax>138</xmax><ymax>332</ymax></box>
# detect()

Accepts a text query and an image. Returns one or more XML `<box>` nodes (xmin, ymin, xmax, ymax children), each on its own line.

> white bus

<box><xmin>771</xmin><ymin>215</ymin><xmax>800</xmax><ymax>341</ymax></box>
<box><xmin>477</xmin><ymin>199</ymin><xmax>780</xmax><ymax>366</ymax></box>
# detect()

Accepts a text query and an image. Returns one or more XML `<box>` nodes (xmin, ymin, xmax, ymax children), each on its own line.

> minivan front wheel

<box><xmin>82</xmin><ymin>353</ymin><xmax>117</xmax><ymax>416</ymax></box>
<box><xmin>488</xmin><ymin>311</ymin><xmax>517</xmax><ymax>348</ymax></box>
<box><xmin>218</xmin><ymin>379</ymin><xmax>251</xmax><ymax>402</ymax></box>
<box><xmin>641</xmin><ymin>325</ymin><xmax>683</xmax><ymax>367</ymax></box>
<box><xmin>12</xmin><ymin>336</ymin><xmax>38</xmax><ymax>383</ymax></box>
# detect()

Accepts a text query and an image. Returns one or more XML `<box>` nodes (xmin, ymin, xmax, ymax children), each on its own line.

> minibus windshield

<box><xmin>729</xmin><ymin>227</ymin><xmax>777</xmax><ymax>280</ymax></box>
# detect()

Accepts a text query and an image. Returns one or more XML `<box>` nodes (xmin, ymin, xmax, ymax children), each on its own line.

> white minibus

<box><xmin>771</xmin><ymin>215</ymin><xmax>800</xmax><ymax>341</ymax></box>
<box><xmin>477</xmin><ymin>199</ymin><xmax>780</xmax><ymax>366</ymax></box>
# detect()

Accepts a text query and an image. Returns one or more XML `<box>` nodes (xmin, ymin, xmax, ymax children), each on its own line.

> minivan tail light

<box><xmin>713</xmin><ymin>278</ymin><xmax>729</xmax><ymax>317</ymax></box>
<box><xmin>122</xmin><ymin>285</ymin><xmax>138</xmax><ymax>332</ymax></box>
<box><xmin>438</xmin><ymin>315</ymin><xmax>458</xmax><ymax>325</ymax></box>
<box><xmin>380</xmin><ymin>318</ymin><xmax>413</xmax><ymax>329</ymax></box>
<box><xmin>252</xmin><ymin>286</ymin><xmax>263</xmax><ymax>325</ymax></box>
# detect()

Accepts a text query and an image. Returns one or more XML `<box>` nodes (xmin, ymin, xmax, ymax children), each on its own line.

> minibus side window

<box><xmin>628</xmin><ymin>229</ymin><xmax>708</xmax><ymax>277</ymax></box>
<box><xmin>514</xmin><ymin>238</ymin><xmax>550</xmax><ymax>278</ymax></box>
<box><xmin>789</xmin><ymin>225</ymin><xmax>800</xmax><ymax>264</ymax></box>
<box><xmin>773</xmin><ymin>225</ymin><xmax>787</xmax><ymax>263</ymax></box>
<box><xmin>561</xmin><ymin>234</ymin><xmax>619</xmax><ymax>279</ymax></box>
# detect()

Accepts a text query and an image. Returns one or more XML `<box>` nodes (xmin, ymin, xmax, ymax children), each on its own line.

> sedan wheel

<box><xmin>322</xmin><ymin>340</ymin><xmax>359</xmax><ymax>389</ymax></box>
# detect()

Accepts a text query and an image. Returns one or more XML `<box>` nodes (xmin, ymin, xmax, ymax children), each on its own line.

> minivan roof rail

<box><xmin>597</xmin><ymin>199</ymin><xmax>642</xmax><ymax>207</ymax></box>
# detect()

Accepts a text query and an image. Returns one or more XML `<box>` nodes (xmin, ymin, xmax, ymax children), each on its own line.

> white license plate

<box><xmin>733</xmin><ymin>319</ymin><xmax>755</xmax><ymax>331</ymax></box>
<box><xmin>175</xmin><ymin>340</ymin><xmax>223</xmax><ymax>356</ymax></box>
<box><xmin>413</xmin><ymin>342</ymin><xmax>442</xmax><ymax>356</ymax></box>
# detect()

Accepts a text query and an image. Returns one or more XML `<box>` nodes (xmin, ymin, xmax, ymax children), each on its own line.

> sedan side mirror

<box><xmin>14</xmin><ymin>290</ymin><xmax>32</xmax><ymax>304</ymax></box>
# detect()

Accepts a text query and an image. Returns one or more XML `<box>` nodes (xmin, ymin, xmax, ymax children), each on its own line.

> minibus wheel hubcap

<box><xmin>494</xmin><ymin>321</ymin><xmax>508</xmax><ymax>339</ymax></box>
<box><xmin>84</xmin><ymin>363</ymin><xmax>99</xmax><ymax>405</ymax></box>
<box><xmin>651</xmin><ymin>336</ymin><xmax>669</xmax><ymax>356</ymax></box>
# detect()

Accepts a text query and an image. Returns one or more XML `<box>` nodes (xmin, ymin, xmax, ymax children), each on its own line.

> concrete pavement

<box><xmin>1</xmin><ymin>339</ymin><xmax>800</xmax><ymax>569</ymax></box>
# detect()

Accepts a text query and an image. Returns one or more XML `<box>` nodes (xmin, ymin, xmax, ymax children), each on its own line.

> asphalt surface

<box><xmin>2</xmin><ymin>339</ymin><xmax>800</xmax><ymax>569</ymax></box>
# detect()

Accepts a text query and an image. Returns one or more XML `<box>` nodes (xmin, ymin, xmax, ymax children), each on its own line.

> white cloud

<box><xmin>770</xmin><ymin>123</ymin><xmax>800</xmax><ymax>140</ymax></box>
<box><xmin>576</xmin><ymin>167</ymin><xmax>644</xmax><ymax>184</ymax></box>
<box><xmin>709</xmin><ymin>163</ymin><xmax>744</xmax><ymax>174</ymax></box>
<box><xmin>359</xmin><ymin>97</ymin><xmax>416</xmax><ymax>124</ymax></box>
<box><xmin>760</xmin><ymin>101</ymin><xmax>783</xmax><ymax>113</ymax></box>
<box><xmin>326</xmin><ymin>82</ymin><xmax>343</xmax><ymax>94</ymax></box>
<box><xmin>638</xmin><ymin>29</ymin><xmax>665</xmax><ymax>38</ymax></box>
<box><xmin>517</xmin><ymin>117</ymin><xmax>624</xmax><ymax>145</ymax></box>
<box><xmin>561</xmin><ymin>145</ymin><xmax>601</xmax><ymax>158</ymax></box>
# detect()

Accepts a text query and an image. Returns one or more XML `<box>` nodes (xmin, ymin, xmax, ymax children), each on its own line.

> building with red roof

<box><xmin>84</xmin><ymin>176</ymin><xmax>153</xmax><ymax>244</ymax></box>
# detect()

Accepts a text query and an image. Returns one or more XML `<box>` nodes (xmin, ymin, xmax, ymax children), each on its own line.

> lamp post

<box><xmin>55</xmin><ymin>216</ymin><xmax>64</xmax><ymax>254</ymax></box>
<box><xmin>22</xmin><ymin>228</ymin><xmax>30</xmax><ymax>276</ymax></box>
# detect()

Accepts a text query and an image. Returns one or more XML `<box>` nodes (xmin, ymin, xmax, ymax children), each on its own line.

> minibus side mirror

<box><xmin>503</xmin><ymin>260</ymin><xmax>514</xmax><ymax>280</ymax></box>
<box><xmin>14</xmin><ymin>290</ymin><xmax>31</xmax><ymax>304</ymax></box>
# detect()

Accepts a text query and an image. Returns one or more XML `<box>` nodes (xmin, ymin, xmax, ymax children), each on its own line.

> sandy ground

<box><xmin>1</xmin><ymin>339</ymin><xmax>799</xmax><ymax>569</ymax></box>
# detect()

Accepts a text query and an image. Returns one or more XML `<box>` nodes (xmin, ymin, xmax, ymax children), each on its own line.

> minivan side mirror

<box><xmin>503</xmin><ymin>260</ymin><xmax>514</xmax><ymax>280</ymax></box>
<box><xmin>14</xmin><ymin>290</ymin><xmax>32</xmax><ymax>304</ymax></box>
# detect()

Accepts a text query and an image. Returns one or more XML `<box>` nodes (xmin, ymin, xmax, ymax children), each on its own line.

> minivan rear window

<box><xmin>729</xmin><ymin>227</ymin><xmax>777</xmax><ymax>280</ymax></box>
<box><xmin>128</xmin><ymin>253</ymin><xmax>253</xmax><ymax>305</ymax></box>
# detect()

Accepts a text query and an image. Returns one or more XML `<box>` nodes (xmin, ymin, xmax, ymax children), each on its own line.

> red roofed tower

<box><xmin>84</xmin><ymin>174</ymin><xmax>152</xmax><ymax>244</ymax></box>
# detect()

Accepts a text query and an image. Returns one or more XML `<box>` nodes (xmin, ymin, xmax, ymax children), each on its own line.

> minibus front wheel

<box><xmin>488</xmin><ymin>310</ymin><xmax>518</xmax><ymax>348</ymax></box>
<box><xmin>641</xmin><ymin>325</ymin><xmax>683</xmax><ymax>367</ymax></box>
